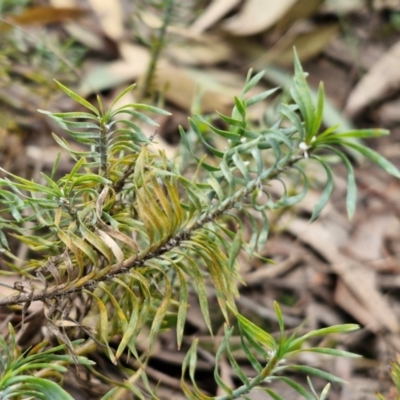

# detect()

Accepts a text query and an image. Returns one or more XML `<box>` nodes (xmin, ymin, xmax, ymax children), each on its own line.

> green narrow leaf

<box><xmin>228</xmin><ymin>220</ymin><xmax>243</xmax><ymax>271</ymax></box>
<box><xmin>146</xmin><ymin>264</ymin><xmax>171</xmax><ymax>353</ymax></box>
<box><xmin>263</xmin><ymin>388</ymin><xmax>285</xmax><ymax>400</ymax></box>
<box><xmin>162</xmin><ymin>257</ymin><xmax>188</xmax><ymax>349</ymax></box>
<box><xmin>189</xmin><ymin>118</ymin><xmax>225</xmax><ymax>158</ymax></box>
<box><xmin>111</xmin><ymin>109</ymin><xmax>159</xmax><ymax>126</ymax></box>
<box><xmin>256</xmin><ymin>209</ymin><xmax>269</xmax><ymax>253</ymax></box>
<box><xmin>280</xmin><ymin>104</ymin><xmax>305</xmax><ymax>141</ymax></box>
<box><xmin>309</xmin><ymin>157</ymin><xmax>334</xmax><ymax>222</ymax></box>
<box><xmin>236</xmin><ymin>314</ymin><xmax>276</xmax><ymax>350</ymax></box>
<box><xmin>214</xmin><ymin>328</ymin><xmax>234</xmax><ymax>396</ymax></box>
<box><xmin>181</xmin><ymin>341</ymin><xmax>199</xmax><ymax>400</ymax></box>
<box><xmin>278</xmin><ymin>166</ymin><xmax>309</xmax><ymax>208</ymax></box>
<box><xmin>279</xmin><ymin>376</ymin><xmax>314</xmax><ymax>400</ymax></box>
<box><xmin>178</xmin><ymin>126</ymin><xmax>220</xmax><ymax>172</ymax></box>
<box><xmin>312</xmin><ymin>82</ymin><xmax>325</xmax><ymax>137</ymax></box>
<box><xmin>114</xmin><ymin>278</ymin><xmax>140</xmax><ymax>360</ymax></box>
<box><xmin>119</xmin><ymin>103</ymin><xmax>172</xmax><ymax>115</ymax></box>
<box><xmin>150</xmin><ymin>176</ymin><xmax>174</xmax><ymax>231</ymax></box>
<box><xmin>54</xmin><ymin>80</ymin><xmax>99</xmax><ymax>116</ymax></box>
<box><xmin>246</xmin><ymin>87</ymin><xmax>280</xmax><ymax>107</ymax></box>
<box><xmin>220</xmin><ymin>158</ymin><xmax>234</xmax><ymax>195</ymax></box>
<box><xmin>223</xmin><ymin>326</ymin><xmax>250</xmax><ymax>386</ymax></box>
<box><xmin>207</xmin><ymin>175</ymin><xmax>225</xmax><ymax>202</ymax></box>
<box><xmin>251</xmin><ymin>146</ymin><xmax>264</xmax><ymax>175</ymax></box>
<box><xmin>68</xmin><ymin>229</ymin><xmax>98</xmax><ymax>265</ymax></box>
<box><xmin>47</xmin><ymin>111</ymin><xmax>99</xmax><ymax>119</ymax></box>
<box><xmin>274</xmin><ymin>302</ymin><xmax>284</xmax><ymax>335</ymax></box>
<box><xmin>285</xmin><ymin>365</ymin><xmax>347</xmax><ymax>384</ymax></box>
<box><xmin>243</xmin><ymin>69</ymin><xmax>264</xmax><ymax>93</ymax></box>
<box><xmin>98</xmin><ymin>284</ymin><xmax>128</xmax><ymax>332</ymax></box>
<box><xmin>6</xmin><ymin>376</ymin><xmax>74</xmax><ymax>400</ymax></box>
<box><xmin>192</xmin><ymin>237</ymin><xmax>236</xmax><ymax>320</ymax></box>
<box><xmin>307</xmin><ymin>376</ymin><xmax>319</xmax><ymax>399</ymax></box>
<box><xmin>315</xmin><ymin>123</ymin><xmax>341</xmax><ymax>141</ymax></box>
<box><xmin>290</xmin><ymin>347</ymin><xmax>361</xmax><ymax>358</ymax></box>
<box><xmin>174</xmin><ymin>249</ymin><xmax>213</xmax><ymax>335</ymax></box>
<box><xmin>291</xmin><ymin>48</ymin><xmax>315</xmax><ymax>142</ymax></box>
<box><xmin>79</xmin><ymin>222</ymin><xmax>114</xmax><ymax>263</ymax></box>
<box><xmin>233</xmin><ymin>96</ymin><xmax>246</xmax><ymax>119</ymax></box>
<box><xmin>164</xmin><ymin>177</ymin><xmax>185</xmax><ymax>227</ymax></box>
<box><xmin>109</xmin><ymin>83</ymin><xmax>136</xmax><ymax>110</ymax></box>
<box><xmin>344</xmin><ymin>141</ymin><xmax>400</xmax><ymax>178</ymax></box>
<box><xmin>332</xmin><ymin>128</ymin><xmax>389</xmax><ymax>139</ymax></box>
<box><xmin>215</xmin><ymin>112</ymin><xmax>243</xmax><ymax>128</ymax></box>
<box><xmin>237</xmin><ymin>326</ymin><xmax>263</xmax><ymax>374</ymax></box>
<box><xmin>175</xmin><ymin>267</ymin><xmax>189</xmax><ymax>350</ymax></box>
<box><xmin>322</xmin><ymin>145</ymin><xmax>356</xmax><ymax>219</ymax></box>
<box><xmin>288</xmin><ymin>324</ymin><xmax>359</xmax><ymax>352</ymax></box>
<box><xmin>0</xmin><ymin>229</ymin><xmax>9</xmax><ymax>250</ymax></box>
<box><xmin>100</xmin><ymin>388</ymin><xmax>119</xmax><ymax>400</ymax></box>
<box><xmin>320</xmin><ymin>383</ymin><xmax>331</xmax><ymax>400</ymax></box>
<box><xmin>232</xmin><ymin>152</ymin><xmax>250</xmax><ymax>182</ymax></box>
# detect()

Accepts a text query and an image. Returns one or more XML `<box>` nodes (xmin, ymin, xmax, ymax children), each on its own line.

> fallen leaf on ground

<box><xmin>50</xmin><ymin>0</ymin><xmax>107</xmax><ymax>50</ymax></box>
<box><xmin>1</xmin><ymin>6</ymin><xmax>88</xmax><ymax>31</ymax></box>
<box><xmin>345</xmin><ymin>40</ymin><xmax>400</xmax><ymax>117</ymax></box>
<box><xmin>189</xmin><ymin>0</ymin><xmax>241</xmax><ymax>34</ymax></box>
<box><xmin>87</xmin><ymin>0</ymin><xmax>124</xmax><ymax>41</ymax></box>
<box><xmin>222</xmin><ymin>0</ymin><xmax>297</xmax><ymax>36</ymax></box>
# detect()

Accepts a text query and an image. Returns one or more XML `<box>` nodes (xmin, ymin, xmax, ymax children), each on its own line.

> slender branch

<box><xmin>113</xmin><ymin>164</ymin><xmax>136</xmax><ymax>193</ymax></box>
<box><xmin>99</xmin><ymin>121</ymin><xmax>109</xmax><ymax>179</ymax></box>
<box><xmin>0</xmin><ymin>154</ymin><xmax>303</xmax><ymax>307</ymax></box>
<box><xmin>214</xmin><ymin>354</ymin><xmax>279</xmax><ymax>400</ymax></box>
<box><xmin>138</xmin><ymin>0</ymin><xmax>175</xmax><ymax>100</ymax></box>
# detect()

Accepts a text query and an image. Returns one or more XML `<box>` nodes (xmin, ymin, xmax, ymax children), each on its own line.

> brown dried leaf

<box><xmin>288</xmin><ymin>219</ymin><xmax>400</xmax><ymax>333</ymax></box>
<box><xmin>154</xmin><ymin>61</ymin><xmax>239</xmax><ymax>113</ymax></box>
<box><xmin>345</xmin><ymin>40</ymin><xmax>400</xmax><ymax>117</ymax></box>
<box><xmin>48</xmin><ymin>0</ymin><xmax>109</xmax><ymax>51</ymax></box>
<box><xmin>335</xmin><ymin>279</ymin><xmax>381</xmax><ymax>330</ymax></box>
<box><xmin>166</xmin><ymin>37</ymin><xmax>232</xmax><ymax>66</ymax></box>
<box><xmin>251</xmin><ymin>23</ymin><xmax>339</xmax><ymax>68</ymax></box>
<box><xmin>1</xmin><ymin>6</ymin><xmax>88</xmax><ymax>31</ymax></box>
<box><xmin>222</xmin><ymin>0</ymin><xmax>297</xmax><ymax>36</ymax></box>
<box><xmin>274</xmin><ymin>0</ymin><xmax>323</xmax><ymax>33</ymax></box>
<box><xmin>345</xmin><ymin>214</ymin><xmax>398</xmax><ymax>262</ymax></box>
<box><xmin>79</xmin><ymin>43</ymin><xmax>149</xmax><ymax>95</ymax></box>
<box><xmin>373</xmin><ymin>0</ymin><xmax>400</xmax><ymax>10</ymax></box>
<box><xmin>87</xmin><ymin>0</ymin><xmax>124</xmax><ymax>41</ymax></box>
<box><xmin>189</xmin><ymin>0</ymin><xmax>241</xmax><ymax>34</ymax></box>
<box><xmin>322</xmin><ymin>0</ymin><xmax>366</xmax><ymax>14</ymax></box>
<box><xmin>334</xmin><ymin>265</ymin><xmax>399</xmax><ymax>333</ymax></box>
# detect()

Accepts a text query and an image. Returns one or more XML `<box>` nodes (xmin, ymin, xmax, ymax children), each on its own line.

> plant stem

<box><xmin>99</xmin><ymin>121</ymin><xmax>109</xmax><ymax>179</ymax></box>
<box><xmin>138</xmin><ymin>0</ymin><xmax>174</xmax><ymax>100</ymax></box>
<box><xmin>0</xmin><ymin>155</ymin><xmax>303</xmax><ymax>307</ymax></box>
<box><xmin>214</xmin><ymin>355</ymin><xmax>279</xmax><ymax>400</ymax></box>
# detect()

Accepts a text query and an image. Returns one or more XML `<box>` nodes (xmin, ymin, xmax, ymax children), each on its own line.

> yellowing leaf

<box><xmin>1</xmin><ymin>6</ymin><xmax>87</xmax><ymax>31</ymax></box>
<box><xmin>79</xmin><ymin>223</ymin><xmax>114</xmax><ymax>263</ymax></box>
<box><xmin>96</xmin><ymin>228</ymin><xmax>124</xmax><ymax>263</ymax></box>
<box><xmin>84</xmin><ymin>290</ymin><xmax>116</xmax><ymax>364</ymax></box>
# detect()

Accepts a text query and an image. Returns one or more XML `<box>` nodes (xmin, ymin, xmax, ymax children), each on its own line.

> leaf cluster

<box><xmin>0</xmin><ymin>50</ymin><xmax>398</xmax><ymax>399</ymax></box>
<box><xmin>0</xmin><ymin>324</ymin><xmax>93</xmax><ymax>399</ymax></box>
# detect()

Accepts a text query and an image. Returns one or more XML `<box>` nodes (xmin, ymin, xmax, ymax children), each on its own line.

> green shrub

<box><xmin>0</xmin><ymin>51</ymin><xmax>398</xmax><ymax>399</ymax></box>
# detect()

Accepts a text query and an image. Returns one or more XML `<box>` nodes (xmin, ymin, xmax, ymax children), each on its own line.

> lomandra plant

<box><xmin>0</xmin><ymin>52</ymin><xmax>399</xmax><ymax>399</ymax></box>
